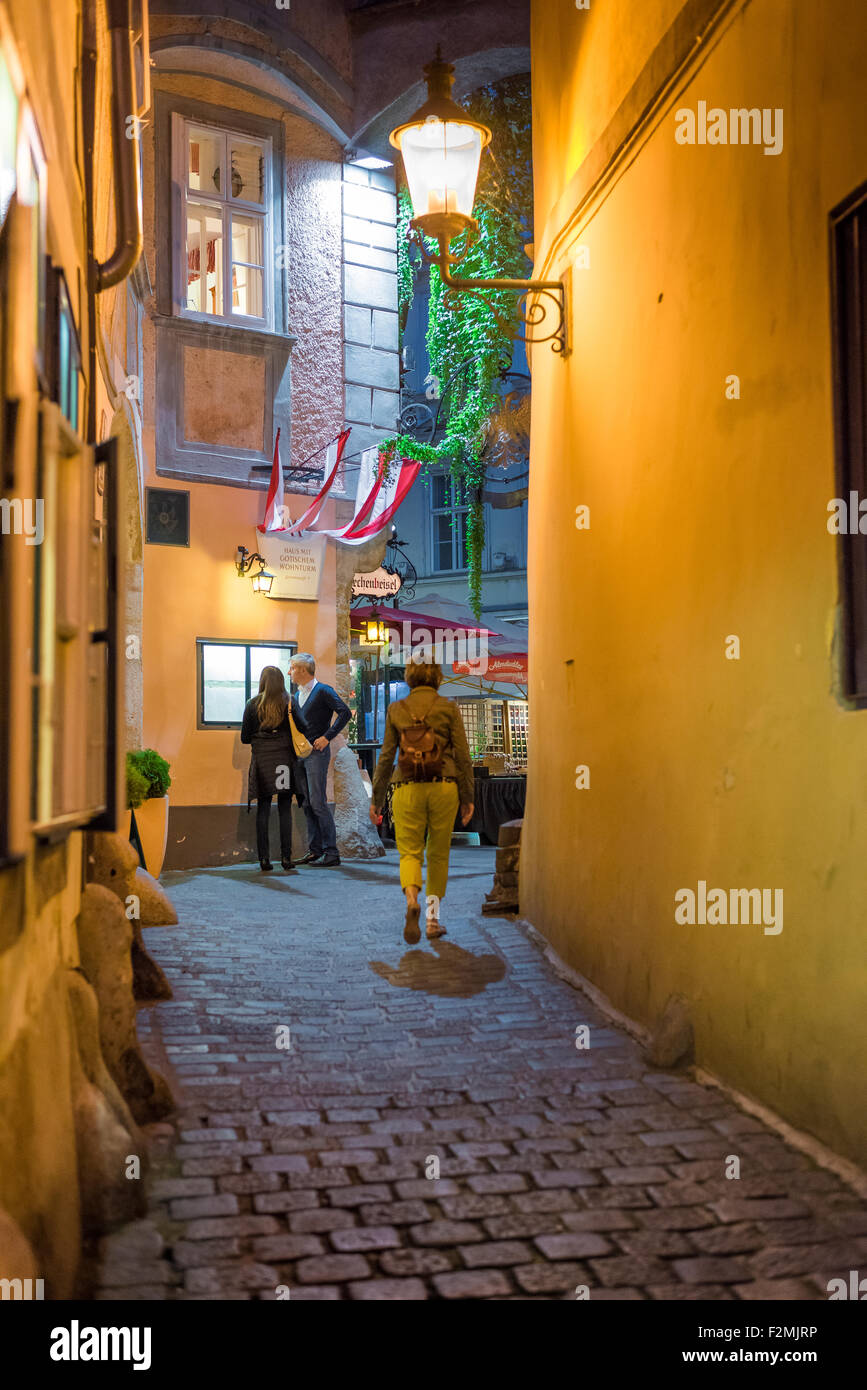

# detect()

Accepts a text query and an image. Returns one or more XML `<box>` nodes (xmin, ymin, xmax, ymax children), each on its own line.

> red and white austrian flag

<box><xmin>258</xmin><ymin>428</ymin><xmax>286</xmax><ymax>534</ymax></box>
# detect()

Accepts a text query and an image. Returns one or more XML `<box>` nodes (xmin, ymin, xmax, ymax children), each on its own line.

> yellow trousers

<box><xmin>391</xmin><ymin>780</ymin><xmax>459</xmax><ymax>900</ymax></box>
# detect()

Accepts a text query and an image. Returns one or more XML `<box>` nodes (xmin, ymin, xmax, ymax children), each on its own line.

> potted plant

<box><xmin>126</xmin><ymin>749</ymin><xmax>172</xmax><ymax>878</ymax></box>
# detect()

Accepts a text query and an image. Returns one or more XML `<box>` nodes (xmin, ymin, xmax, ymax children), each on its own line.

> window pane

<box><xmin>435</xmin><ymin>513</ymin><xmax>453</xmax><ymax>571</ymax></box>
<box><xmin>231</xmin><ymin>214</ymin><xmax>264</xmax><ymax>317</ymax></box>
<box><xmin>232</xmin><ymin>265</ymin><xmax>263</xmax><ymax>318</ymax></box>
<box><xmin>231</xmin><ymin>214</ymin><xmax>263</xmax><ymax>267</ymax></box>
<box><xmin>59</xmin><ymin>314</ymin><xmax>69</xmax><ymax>418</ymax></box>
<box><xmin>250</xmin><ymin>646</ymin><xmax>293</xmax><ymax>694</ymax></box>
<box><xmin>201</xmin><ymin>644</ymin><xmax>246</xmax><ymax>723</ymax></box>
<box><xmin>230</xmin><ymin>140</ymin><xmax>265</xmax><ymax>204</ymax></box>
<box><xmin>457</xmin><ymin>518</ymin><xmax>468</xmax><ymax>570</ymax></box>
<box><xmin>188</xmin><ymin>128</ymin><xmax>223</xmax><ymax>198</ymax></box>
<box><xmin>186</xmin><ymin>203</ymin><xmax>223</xmax><ymax>315</ymax></box>
<box><xmin>432</xmin><ymin>474</ymin><xmax>448</xmax><ymax>510</ymax></box>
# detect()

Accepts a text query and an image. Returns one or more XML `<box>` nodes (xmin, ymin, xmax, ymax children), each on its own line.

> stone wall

<box><xmin>342</xmin><ymin>164</ymin><xmax>401</xmax><ymax>456</ymax></box>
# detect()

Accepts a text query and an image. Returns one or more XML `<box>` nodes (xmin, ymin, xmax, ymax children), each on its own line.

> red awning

<box><xmin>351</xmin><ymin>603</ymin><xmax>492</xmax><ymax>636</ymax></box>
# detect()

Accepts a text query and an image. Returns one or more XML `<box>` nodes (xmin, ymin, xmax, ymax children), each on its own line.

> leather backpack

<box><xmin>397</xmin><ymin>690</ymin><xmax>444</xmax><ymax>781</ymax></box>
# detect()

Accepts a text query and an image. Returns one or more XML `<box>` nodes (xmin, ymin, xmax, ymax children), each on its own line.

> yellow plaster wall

<box><xmin>525</xmin><ymin>0</ymin><xmax>867</xmax><ymax>1162</ymax></box>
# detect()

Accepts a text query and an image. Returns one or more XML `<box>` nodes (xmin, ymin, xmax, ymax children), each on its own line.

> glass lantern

<box><xmin>390</xmin><ymin>51</ymin><xmax>490</xmax><ymax>240</ymax></box>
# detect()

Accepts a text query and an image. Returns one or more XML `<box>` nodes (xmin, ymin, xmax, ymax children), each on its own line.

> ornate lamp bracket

<box><xmin>409</xmin><ymin>227</ymin><xmax>568</xmax><ymax>355</ymax></box>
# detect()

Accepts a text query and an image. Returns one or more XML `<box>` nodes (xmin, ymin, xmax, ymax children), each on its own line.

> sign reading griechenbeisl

<box><xmin>351</xmin><ymin>567</ymin><xmax>402</xmax><ymax>599</ymax></box>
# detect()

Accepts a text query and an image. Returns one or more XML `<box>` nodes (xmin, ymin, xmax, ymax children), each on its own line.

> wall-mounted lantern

<box><xmin>389</xmin><ymin>49</ymin><xmax>568</xmax><ymax>353</ymax></box>
<box><xmin>236</xmin><ymin>544</ymin><xmax>273</xmax><ymax>595</ymax></box>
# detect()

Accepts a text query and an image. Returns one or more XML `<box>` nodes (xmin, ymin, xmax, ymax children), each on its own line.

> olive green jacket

<box><xmin>371</xmin><ymin>687</ymin><xmax>475</xmax><ymax>808</ymax></box>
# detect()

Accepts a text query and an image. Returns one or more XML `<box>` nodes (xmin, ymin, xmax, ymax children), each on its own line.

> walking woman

<box><xmin>369</xmin><ymin>661</ymin><xmax>474</xmax><ymax>943</ymax></box>
<box><xmin>241</xmin><ymin>665</ymin><xmax>300</xmax><ymax>873</ymax></box>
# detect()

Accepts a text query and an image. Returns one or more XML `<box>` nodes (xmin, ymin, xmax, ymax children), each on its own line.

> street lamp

<box><xmin>390</xmin><ymin>49</ymin><xmax>567</xmax><ymax>353</ymax></box>
<box><xmin>363</xmin><ymin>612</ymin><xmax>389</xmax><ymax>646</ymax></box>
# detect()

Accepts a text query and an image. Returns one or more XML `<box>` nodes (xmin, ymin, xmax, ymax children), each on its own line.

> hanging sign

<box><xmin>255</xmin><ymin>530</ymin><xmax>326</xmax><ymax>600</ymax></box>
<box><xmin>453</xmin><ymin>653</ymin><xmax>528</xmax><ymax>682</ymax></box>
<box><xmin>351</xmin><ymin>566</ymin><xmax>402</xmax><ymax>600</ymax></box>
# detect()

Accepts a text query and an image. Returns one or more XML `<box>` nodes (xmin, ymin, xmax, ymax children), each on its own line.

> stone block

<box><xmin>647</xmin><ymin>994</ymin><xmax>694</xmax><ymax>1069</ymax></box>
<box><xmin>342</xmin><ymin>183</ymin><xmax>396</xmax><ymax>225</ymax></box>
<box><xmin>343</xmin><ymin>165</ymin><xmax>370</xmax><ymax>187</ymax></box>
<box><xmin>76</xmin><ymin>883</ymin><xmax>174</xmax><ymax>1124</ymax></box>
<box><xmin>85</xmin><ymin>831</ymin><xmax>138</xmax><ymax>901</ymax></box>
<box><xmin>373</xmin><ymin>310</ymin><xmax>399</xmax><ymax>350</ymax></box>
<box><xmin>344</xmin><ymin>305</ymin><xmax>370</xmax><ymax>345</ymax></box>
<box><xmin>371</xmin><ymin>389</ymin><xmax>401</xmax><ymax>430</ymax></box>
<box><xmin>369</xmin><ymin>169</ymin><xmax>396</xmax><ymax>193</ymax></box>
<box><xmin>131</xmin><ymin>920</ymin><xmax>173</xmax><ymax>1000</ymax></box>
<box><xmin>495</xmin><ymin>846</ymin><xmax>520</xmax><ymax>872</ymax></box>
<box><xmin>333</xmin><ymin>745</ymin><xmax>386</xmax><ymax>859</ymax></box>
<box><xmin>133</xmin><ymin>868</ymin><xmax>178</xmax><ymax>926</ymax></box>
<box><xmin>344</xmin><ymin>264</ymin><xmax>398</xmax><ymax>312</ymax></box>
<box><xmin>433</xmin><ymin>1268</ymin><xmax>512</xmax><ymax>1298</ymax></box>
<box><xmin>345</xmin><ymin>384</ymin><xmax>372</xmax><ymax>425</ymax></box>
<box><xmin>497</xmin><ymin>820</ymin><xmax>523</xmax><ymax>847</ymax></box>
<box><xmin>344</xmin><ymin>215</ymin><xmax>397</xmax><ymax>251</ymax></box>
<box><xmin>345</xmin><ymin>344</ymin><xmax>400</xmax><ymax>390</ymax></box>
<box><xmin>344</xmin><ymin>241</ymin><xmax>397</xmax><ymax>273</ymax></box>
<box><xmin>339</xmin><ymin>424</ymin><xmax>393</xmax><ymax>456</ymax></box>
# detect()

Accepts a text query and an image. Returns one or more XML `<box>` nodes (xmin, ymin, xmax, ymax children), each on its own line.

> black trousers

<box><xmin>256</xmin><ymin>792</ymin><xmax>293</xmax><ymax>862</ymax></box>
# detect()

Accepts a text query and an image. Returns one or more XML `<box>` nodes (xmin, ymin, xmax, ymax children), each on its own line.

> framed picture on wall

<box><xmin>146</xmin><ymin>487</ymin><xmax>190</xmax><ymax>547</ymax></box>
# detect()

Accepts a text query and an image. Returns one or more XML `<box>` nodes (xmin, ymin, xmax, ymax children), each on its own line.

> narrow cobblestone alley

<box><xmin>87</xmin><ymin>849</ymin><xmax>867</xmax><ymax>1302</ymax></box>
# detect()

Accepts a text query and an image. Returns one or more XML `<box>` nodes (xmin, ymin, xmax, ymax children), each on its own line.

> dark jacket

<box><xmin>371</xmin><ymin>686</ymin><xmax>475</xmax><ymax>808</ymax></box>
<box><xmin>291</xmin><ymin>681</ymin><xmax>351</xmax><ymax>744</ymax></box>
<box><xmin>240</xmin><ymin>696</ymin><xmax>299</xmax><ymax>808</ymax></box>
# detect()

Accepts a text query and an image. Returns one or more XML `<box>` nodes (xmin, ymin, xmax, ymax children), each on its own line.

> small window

<box><xmin>197</xmin><ymin>640</ymin><xmax>296</xmax><ymax>728</ymax></box>
<box><xmin>47</xmin><ymin>266</ymin><xmax>83</xmax><ymax>434</ymax></box>
<box><xmin>831</xmin><ymin>181</ymin><xmax>867</xmax><ymax>702</ymax></box>
<box><xmin>176</xmin><ymin>119</ymin><xmax>271</xmax><ymax>329</ymax></box>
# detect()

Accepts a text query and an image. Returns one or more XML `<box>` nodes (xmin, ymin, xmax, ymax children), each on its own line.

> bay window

<box><xmin>175</xmin><ymin>118</ymin><xmax>271</xmax><ymax>329</ymax></box>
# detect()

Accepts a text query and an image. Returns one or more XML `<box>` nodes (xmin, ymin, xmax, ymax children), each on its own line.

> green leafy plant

<box><xmin>125</xmin><ymin>759</ymin><xmax>150</xmax><ymax>811</ymax></box>
<box><xmin>390</xmin><ymin>75</ymin><xmax>532</xmax><ymax>619</ymax></box>
<box><xmin>126</xmin><ymin>748</ymin><xmax>171</xmax><ymax>802</ymax></box>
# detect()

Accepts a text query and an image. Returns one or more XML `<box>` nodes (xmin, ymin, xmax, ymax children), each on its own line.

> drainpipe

<box><xmin>94</xmin><ymin>0</ymin><xmax>143</xmax><ymax>292</ymax></box>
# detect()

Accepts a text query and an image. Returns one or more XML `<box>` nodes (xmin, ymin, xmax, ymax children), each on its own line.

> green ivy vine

<box><xmin>385</xmin><ymin>75</ymin><xmax>532</xmax><ymax>620</ymax></box>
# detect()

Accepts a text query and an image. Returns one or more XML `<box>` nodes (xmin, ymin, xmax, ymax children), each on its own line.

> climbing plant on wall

<box><xmin>387</xmin><ymin>74</ymin><xmax>532</xmax><ymax>619</ymax></box>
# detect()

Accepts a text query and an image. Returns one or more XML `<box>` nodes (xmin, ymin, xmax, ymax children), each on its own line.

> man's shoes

<box><xmin>295</xmin><ymin>851</ymin><xmax>323</xmax><ymax>865</ymax></box>
<box><xmin>281</xmin><ymin>859</ymin><xmax>297</xmax><ymax>874</ymax></box>
<box><xmin>259</xmin><ymin>860</ymin><xmax>274</xmax><ymax>872</ymax></box>
<box><xmin>310</xmin><ymin>854</ymin><xmax>340</xmax><ymax>867</ymax></box>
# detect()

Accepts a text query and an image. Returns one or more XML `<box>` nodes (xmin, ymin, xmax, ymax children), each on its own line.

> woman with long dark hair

<box><xmin>241</xmin><ymin>665</ymin><xmax>299</xmax><ymax>873</ymax></box>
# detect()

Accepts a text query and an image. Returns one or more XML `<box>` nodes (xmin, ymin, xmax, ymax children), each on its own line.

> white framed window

<box><xmin>431</xmin><ymin>471</ymin><xmax>470</xmax><ymax>572</ymax></box>
<box><xmin>197</xmin><ymin>639</ymin><xmax>297</xmax><ymax>728</ymax></box>
<box><xmin>173</xmin><ymin>117</ymin><xmax>272</xmax><ymax>330</ymax></box>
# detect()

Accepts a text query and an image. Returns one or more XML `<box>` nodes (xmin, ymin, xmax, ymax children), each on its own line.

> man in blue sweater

<box><xmin>289</xmin><ymin>653</ymin><xmax>351</xmax><ymax>867</ymax></box>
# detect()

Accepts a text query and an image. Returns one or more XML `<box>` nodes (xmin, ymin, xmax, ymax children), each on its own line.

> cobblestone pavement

<box><xmin>90</xmin><ymin>848</ymin><xmax>867</xmax><ymax>1301</ymax></box>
